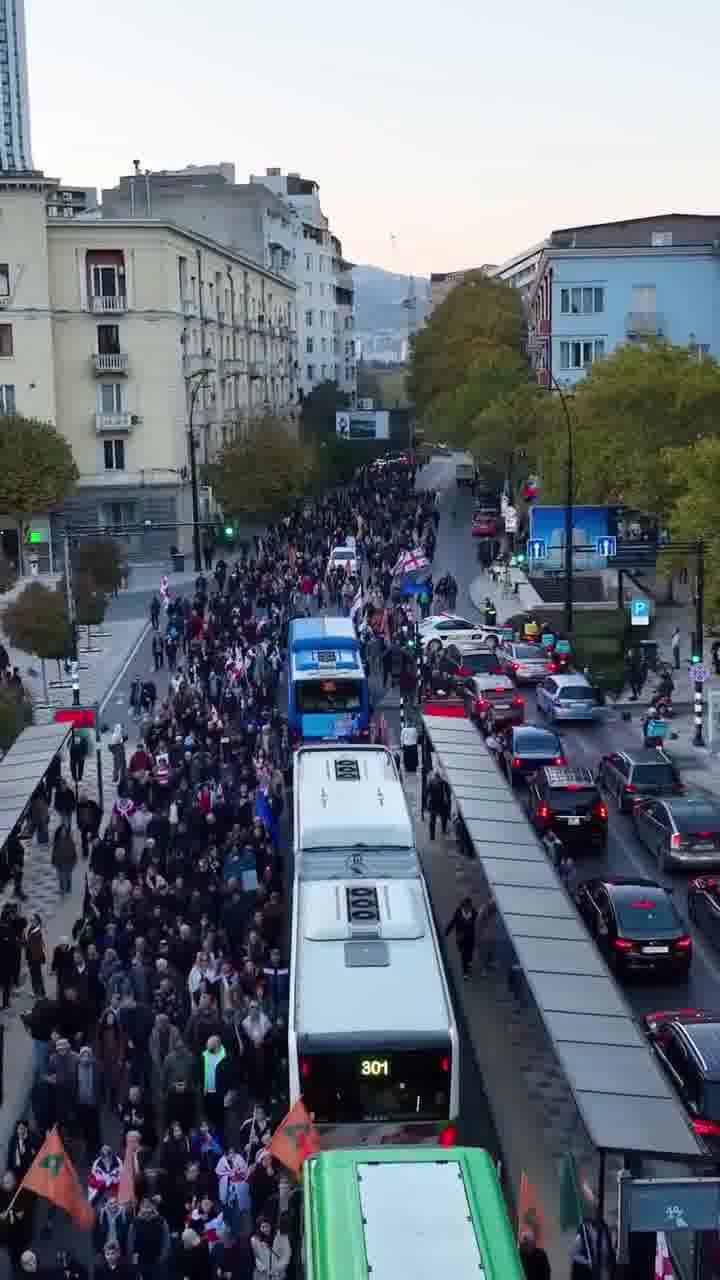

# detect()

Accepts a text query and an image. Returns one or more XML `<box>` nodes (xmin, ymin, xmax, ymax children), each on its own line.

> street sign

<box><xmin>527</xmin><ymin>539</ymin><xmax>547</xmax><ymax>561</ymax></box>
<box><xmin>618</xmin><ymin>1174</ymin><xmax>720</xmax><ymax>1262</ymax></box>
<box><xmin>630</xmin><ymin>598</ymin><xmax>650</xmax><ymax>627</ymax></box>
<box><xmin>54</xmin><ymin>707</ymin><xmax>97</xmax><ymax>729</ymax></box>
<box><xmin>597</xmin><ymin>535</ymin><xmax>617</xmax><ymax>557</ymax></box>
<box><xmin>504</xmin><ymin>505</ymin><xmax>518</xmax><ymax>533</ymax></box>
<box><xmin>689</xmin><ymin>665</ymin><xmax>708</xmax><ymax>683</ymax></box>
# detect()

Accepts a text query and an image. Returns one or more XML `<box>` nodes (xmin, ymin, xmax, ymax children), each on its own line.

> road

<box><xmin>420</xmin><ymin>455</ymin><xmax>720</xmax><ymax>1024</ymax></box>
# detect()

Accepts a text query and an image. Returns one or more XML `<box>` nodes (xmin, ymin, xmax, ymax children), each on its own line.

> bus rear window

<box><xmin>297</xmin><ymin>680</ymin><xmax>363</xmax><ymax>715</ymax></box>
<box><xmin>299</xmin><ymin>1048</ymin><xmax>451</xmax><ymax>1124</ymax></box>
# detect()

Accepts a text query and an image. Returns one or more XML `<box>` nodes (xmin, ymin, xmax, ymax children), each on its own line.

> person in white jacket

<box><xmin>215</xmin><ymin>1148</ymin><xmax>248</xmax><ymax>1205</ymax></box>
<box><xmin>251</xmin><ymin>1217</ymin><xmax>291</xmax><ymax>1280</ymax></box>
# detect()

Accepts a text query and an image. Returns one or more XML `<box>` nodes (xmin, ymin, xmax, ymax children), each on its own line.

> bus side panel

<box><xmin>465</xmin><ymin>1150</ymin><xmax>526</xmax><ymax>1280</ymax></box>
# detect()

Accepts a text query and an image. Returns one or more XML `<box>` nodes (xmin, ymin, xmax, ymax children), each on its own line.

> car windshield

<box><xmin>557</xmin><ymin>686</ymin><xmax>593</xmax><ymax>701</ymax></box>
<box><xmin>674</xmin><ymin>805</ymin><xmax>720</xmax><ymax>834</ymax></box>
<box><xmin>514</xmin><ymin>645</ymin><xmax>544</xmax><ymax>659</ymax></box>
<box><xmin>441</xmin><ymin>620</ymin><xmax>474</xmax><ymax>631</ymax></box>
<box><xmin>632</xmin><ymin>763</ymin><xmax>676</xmax><ymax>786</ymax></box>
<box><xmin>461</xmin><ymin>653</ymin><xmax>502</xmax><ymax>673</ymax></box>
<box><xmin>515</xmin><ymin>729</ymin><xmax>559</xmax><ymax>752</ymax></box>
<box><xmin>614</xmin><ymin>892</ymin><xmax>679</xmax><ymax>935</ymax></box>
<box><xmin>332</xmin><ymin>550</ymin><xmax>354</xmax><ymax>560</ymax></box>
<box><xmin>549</xmin><ymin>787</ymin><xmax>597</xmax><ymax>813</ymax></box>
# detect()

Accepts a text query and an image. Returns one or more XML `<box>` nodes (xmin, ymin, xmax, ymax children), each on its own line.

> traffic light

<box><xmin>223</xmin><ymin>524</ymin><xmax>236</xmax><ymax>544</ymax></box>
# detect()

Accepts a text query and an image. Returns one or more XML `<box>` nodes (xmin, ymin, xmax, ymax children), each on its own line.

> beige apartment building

<box><xmin>0</xmin><ymin>171</ymin><xmax>297</xmax><ymax>564</ymax></box>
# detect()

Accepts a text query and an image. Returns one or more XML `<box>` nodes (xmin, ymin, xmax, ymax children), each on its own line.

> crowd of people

<box><xmin>0</xmin><ymin>457</ymin><xmax>446</xmax><ymax>1280</ymax></box>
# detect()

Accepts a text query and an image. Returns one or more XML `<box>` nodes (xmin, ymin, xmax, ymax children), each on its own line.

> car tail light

<box><xmin>495</xmin><ymin>687</ymin><xmax>507</xmax><ymax>694</ymax></box>
<box><xmin>593</xmin><ymin>802</ymin><xmax>609</xmax><ymax>821</ymax></box>
<box><xmin>512</xmin><ymin>757</ymin><xmax>522</xmax><ymax>769</ymax></box>
<box><xmin>538</xmin><ymin>804</ymin><xmax>553</xmax><ymax>821</ymax></box>
<box><xmin>548</xmin><ymin>661</ymin><xmax>558</xmax><ymax>672</ymax></box>
<box><xmin>553</xmin><ymin>756</ymin><xmax>567</xmax><ymax>766</ymax></box>
<box><xmin>440</xmin><ymin>1055</ymin><xmax>450</xmax><ymax>1073</ymax></box>
<box><xmin>693</xmin><ymin>1118</ymin><xmax>720</xmax><ymax>1138</ymax></box>
<box><xmin>698</xmin><ymin>831</ymin><xmax>716</xmax><ymax>839</ymax></box>
<box><xmin>300</xmin><ymin>1059</ymin><xmax>311</xmax><ymax>1079</ymax></box>
<box><xmin>671</xmin><ymin>833</ymin><xmax>682</xmax><ymax>850</ymax></box>
<box><xmin>674</xmin><ymin>936</ymin><xmax>692</xmax><ymax>951</ymax></box>
<box><xmin>614</xmin><ymin>938</ymin><xmax>636</xmax><ymax>952</ymax></box>
<box><xmin>476</xmin><ymin>697</ymin><xmax>489</xmax><ymax>712</ymax></box>
<box><xmin>458</xmin><ymin>666</ymin><xmax>471</xmax><ymax>677</ymax></box>
<box><xmin>624</xmin><ymin>783</ymin><xmax>638</xmax><ymax>794</ymax></box>
<box><xmin>439</xmin><ymin>1125</ymin><xmax>458</xmax><ymax>1147</ymax></box>
<box><xmin>511</xmin><ymin>695</ymin><xmax>524</xmax><ymax>707</ymax></box>
<box><xmin>511</xmin><ymin>661</ymin><xmax>519</xmax><ymax>672</ymax></box>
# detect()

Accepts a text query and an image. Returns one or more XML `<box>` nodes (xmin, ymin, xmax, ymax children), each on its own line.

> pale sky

<box><xmin>25</xmin><ymin>0</ymin><xmax>720</xmax><ymax>277</ymax></box>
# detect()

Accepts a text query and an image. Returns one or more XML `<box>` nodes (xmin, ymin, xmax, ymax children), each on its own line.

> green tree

<box><xmin>538</xmin><ymin>344</ymin><xmax>720</xmax><ymax>510</ymax></box>
<box><xmin>74</xmin><ymin>573</ymin><xmax>108</xmax><ymax>649</ymax></box>
<box><xmin>73</xmin><ymin>537</ymin><xmax>122</xmax><ymax>595</ymax></box>
<box><xmin>666</xmin><ymin>437</ymin><xmax>720</xmax><ymax>623</ymax></box>
<box><xmin>3</xmin><ymin>582</ymin><xmax>72</xmax><ymax>702</ymax></box>
<box><xmin>0</xmin><ymin>552</ymin><xmax>16</xmax><ymax>594</ymax></box>
<box><xmin>408</xmin><ymin>273</ymin><xmax>525</xmax><ymax>435</ymax></box>
<box><xmin>205</xmin><ymin>417</ymin><xmax>318</xmax><ymax>521</ymax></box>
<box><xmin>423</xmin><ymin>348</ymin><xmax>530</xmax><ymax>449</ymax></box>
<box><xmin>0</xmin><ymin>685</ymin><xmax>32</xmax><ymax>753</ymax></box>
<box><xmin>300</xmin><ymin>381</ymin><xmax>350</xmax><ymax>442</ymax></box>
<box><xmin>0</xmin><ymin>416</ymin><xmax>78</xmax><ymax>574</ymax></box>
<box><xmin>471</xmin><ymin>382</ymin><xmax>551</xmax><ymax>482</ymax></box>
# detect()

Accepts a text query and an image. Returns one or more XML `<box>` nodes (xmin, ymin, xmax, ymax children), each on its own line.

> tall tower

<box><xmin>0</xmin><ymin>0</ymin><xmax>33</xmax><ymax>171</ymax></box>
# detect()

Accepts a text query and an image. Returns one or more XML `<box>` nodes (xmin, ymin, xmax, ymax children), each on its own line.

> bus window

<box><xmin>300</xmin><ymin>1048</ymin><xmax>451</xmax><ymax>1124</ymax></box>
<box><xmin>296</xmin><ymin>679</ymin><xmax>363</xmax><ymax>715</ymax></box>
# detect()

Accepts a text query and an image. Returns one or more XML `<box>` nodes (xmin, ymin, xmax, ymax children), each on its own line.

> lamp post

<box><xmin>548</xmin><ymin>373</ymin><xmax>575</xmax><ymax>638</ymax></box>
<box><xmin>185</xmin><ymin>368</ymin><xmax>212</xmax><ymax>573</ymax></box>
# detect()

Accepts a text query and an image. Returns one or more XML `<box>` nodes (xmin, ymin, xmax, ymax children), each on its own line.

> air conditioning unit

<box><xmin>130</xmin><ymin>414</ymin><xmax>142</xmax><ymax>425</ymax></box>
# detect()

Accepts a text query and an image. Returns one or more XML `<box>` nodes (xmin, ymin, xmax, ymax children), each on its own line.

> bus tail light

<box><xmin>439</xmin><ymin>1125</ymin><xmax>458</xmax><ymax>1147</ymax></box>
<box><xmin>671</xmin><ymin>833</ymin><xmax>682</xmax><ymax>850</ymax></box>
<box><xmin>440</xmin><ymin>1055</ymin><xmax>450</xmax><ymax>1073</ymax></box>
<box><xmin>300</xmin><ymin>1058</ymin><xmax>311</xmax><ymax>1079</ymax></box>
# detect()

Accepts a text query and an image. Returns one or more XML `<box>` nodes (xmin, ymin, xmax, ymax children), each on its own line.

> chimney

<box><xmin>266</xmin><ymin>167</ymin><xmax>281</xmax><ymax>177</ymax></box>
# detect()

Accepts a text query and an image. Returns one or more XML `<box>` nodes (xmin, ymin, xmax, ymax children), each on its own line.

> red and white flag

<box><xmin>655</xmin><ymin>1232</ymin><xmax>674</xmax><ymax>1279</ymax></box>
<box><xmin>393</xmin><ymin>548</ymin><xmax>430</xmax><ymax>576</ymax></box>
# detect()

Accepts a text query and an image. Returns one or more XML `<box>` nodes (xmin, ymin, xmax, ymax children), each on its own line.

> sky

<box><xmin>24</xmin><ymin>0</ymin><xmax>720</xmax><ymax>277</ymax></box>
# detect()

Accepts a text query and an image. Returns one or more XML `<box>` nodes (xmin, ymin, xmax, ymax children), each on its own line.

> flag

<box><xmin>20</xmin><ymin>1128</ymin><xmax>94</xmax><ymax>1230</ymax></box>
<box><xmin>392</xmin><ymin>548</ymin><xmax>429</xmax><ymax>577</ymax></box>
<box><xmin>518</xmin><ymin>1171</ymin><xmax>549</xmax><ymax>1248</ymax></box>
<box><xmin>559</xmin><ymin>1153</ymin><xmax>585</xmax><ymax>1231</ymax></box>
<box><xmin>270</xmin><ymin>1099</ymin><xmax>321</xmax><ymax>1177</ymax></box>
<box><xmin>655</xmin><ymin>1232</ymin><xmax>675</xmax><ymax>1279</ymax></box>
<box><xmin>350</xmin><ymin>588</ymin><xmax>364</xmax><ymax>623</ymax></box>
<box><xmin>255</xmin><ymin>786</ymin><xmax>278</xmax><ymax>846</ymax></box>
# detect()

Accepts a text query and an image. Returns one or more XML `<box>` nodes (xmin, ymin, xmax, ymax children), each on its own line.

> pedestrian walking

<box><xmin>519</xmin><ymin>1229</ymin><xmax>551</xmax><ymax>1280</ymax></box>
<box><xmin>51</xmin><ymin>822</ymin><xmax>77</xmax><ymax>895</ymax></box>
<box><xmin>671</xmin><ymin>625</ymin><xmax>681</xmax><ymax>670</ymax></box>
<box><xmin>445</xmin><ymin>897</ymin><xmax>478</xmax><ymax>978</ymax></box>
<box><xmin>23</xmin><ymin>914</ymin><xmax>46</xmax><ymax>997</ymax></box>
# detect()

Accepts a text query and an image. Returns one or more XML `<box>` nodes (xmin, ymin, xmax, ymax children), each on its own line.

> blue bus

<box><xmin>287</xmin><ymin>617</ymin><xmax>370</xmax><ymax>742</ymax></box>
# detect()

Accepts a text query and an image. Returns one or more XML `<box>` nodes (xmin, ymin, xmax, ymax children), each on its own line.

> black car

<box><xmin>597</xmin><ymin>748</ymin><xmax>683</xmax><ymax>813</ymax></box>
<box><xmin>644</xmin><ymin>1009</ymin><xmax>720</xmax><ymax>1149</ymax></box>
<box><xmin>688</xmin><ymin>876</ymin><xmax>720</xmax><ymax>946</ymax></box>
<box><xmin>633</xmin><ymin>793</ymin><xmax>720</xmax><ymax>872</ymax></box>
<box><xmin>575</xmin><ymin>877</ymin><xmax>691</xmax><ymax>979</ymax></box>
<box><xmin>493</xmin><ymin>724</ymin><xmax>566</xmax><ymax>787</ymax></box>
<box><xmin>527</xmin><ymin>766</ymin><xmax>608</xmax><ymax>851</ymax></box>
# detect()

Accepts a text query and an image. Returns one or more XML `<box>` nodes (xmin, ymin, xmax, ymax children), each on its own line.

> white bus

<box><xmin>293</xmin><ymin>745</ymin><xmax>418</xmax><ymax>880</ymax></box>
<box><xmin>288</xmin><ymin>869</ymin><xmax>460</xmax><ymax>1148</ymax></box>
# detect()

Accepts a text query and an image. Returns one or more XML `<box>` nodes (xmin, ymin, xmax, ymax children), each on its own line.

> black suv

<box><xmin>527</xmin><ymin>766</ymin><xmax>608</xmax><ymax>850</ymax></box>
<box><xmin>597</xmin><ymin>748</ymin><xmax>683</xmax><ymax>813</ymax></box>
<box><xmin>644</xmin><ymin>1009</ymin><xmax>720</xmax><ymax>1151</ymax></box>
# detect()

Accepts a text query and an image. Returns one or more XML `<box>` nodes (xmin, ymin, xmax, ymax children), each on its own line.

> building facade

<box><xmin>487</xmin><ymin>243</ymin><xmax>544</xmax><ymax>300</ymax></box>
<box><xmin>526</xmin><ymin>215</ymin><xmax>720</xmax><ymax>389</ymax></box>
<box><xmin>428</xmin><ymin>267</ymin><xmax>496</xmax><ymax>315</ymax></box>
<box><xmin>0</xmin><ymin>171</ymin><xmax>296</xmax><ymax>560</ymax></box>
<box><xmin>0</xmin><ymin>0</ymin><xmax>32</xmax><ymax>171</ymax></box>
<box><xmin>250</xmin><ymin>171</ymin><xmax>356</xmax><ymax>404</ymax></box>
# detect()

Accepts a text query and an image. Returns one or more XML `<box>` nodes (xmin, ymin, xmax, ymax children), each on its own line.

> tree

<box><xmin>0</xmin><ymin>685</ymin><xmax>32</xmax><ymax>754</ymax></box>
<box><xmin>408</xmin><ymin>273</ymin><xmax>525</xmax><ymax>434</ymax></box>
<box><xmin>423</xmin><ymin>348</ymin><xmax>531</xmax><ymax>449</ymax></box>
<box><xmin>204</xmin><ymin>417</ymin><xmax>319</xmax><ymax>521</ymax></box>
<box><xmin>0</xmin><ymin>552</ymin><xmax>16</xmax><ymax>594</ymax></box>
<box><xmin>3</xmin><ymin>582</ymin><xmax>72</xmax><ymax>702</ymax></box>
<box><xmin>300</xmin><ymin>381</ymin><xmax>350</xmax><ymax>442</ymax></box>
<box><xmin>537</xmin><ymin>344</ymin><xmax>720</xmax><ymax>510</ymax></box>
<box><xmin>666</xmin><ymin>437</ymin><xmax>720</xmax><ymax>623</ymax></box>
<box><xmin>0</xmin><ymin>416</ymin><xmax>78</xmax><ymax>574</ymax></box>
<box><xmin>73</xmin><ymin>573</ymin><xmax>108</xmax><ymax>650</ymax></box>
<box><xmin>73</xmin><ymin>537</ymin><xmax>122</xmax><ymax>595</ymax></box>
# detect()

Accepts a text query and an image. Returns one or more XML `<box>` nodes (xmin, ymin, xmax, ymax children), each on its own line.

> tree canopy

<box><xmin>471</xmin><ymin>382</ymin><xmax>552</xmax><ymax>479</ymax></box>
<box><xmin>666</xmin><ymin>437</ymin><xmax>720</xmax><ymax>622</ymax></box>
<box><xmin>73</xmin><ymin>537</ymin><xmax>122</xmax><ymax>595</ymax></box>
<box><xmin>205</xmin><ymin>418</ymin><xmax>318</xmax><ymax>521</ymax></box>
<box><xmin>0</xmin><ymin>686</ymin><xmax>32</xmax><ymax>754</ymax></box>
<box><xmin>3</xmin><ymin>582</ymin><xmax>72</xmax><ymax>661</ymax></box>
<box><xmin>0</xmin><ymin>415</ymin><xmax>78</xmax><ymax>520</ymax></box>
<box><xmin>300</xmin><ymin>381</ymin><xmax>350</xmax><ymax>442</ymax></box>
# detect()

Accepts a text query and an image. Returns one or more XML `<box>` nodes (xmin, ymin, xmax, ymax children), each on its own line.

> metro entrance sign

<box><xmin>618</xmin><ymin>1173</ymin><xmax>720</xmax><ymax>1262</ymax></box>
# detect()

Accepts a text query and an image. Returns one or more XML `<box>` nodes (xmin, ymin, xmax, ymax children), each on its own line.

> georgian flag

<box><xmin>350</xmin><ymin>587</ymin><xmax>364</xmax><ymax>623</ymax></box>
<box><xmin>654</xmin><ymin>1233</ymin><xmax>674</xmax><ymax>1279</ymax></box>
<box><xmin>392</xmin><ymin>548</ymin><xmax>430</xmax><ymax>576</ymax></box>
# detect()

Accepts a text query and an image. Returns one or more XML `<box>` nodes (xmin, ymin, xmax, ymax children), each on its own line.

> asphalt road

<box><xmin>421</xmin><ymin>457</ymin><xmax>720</xmax><ymax>1026</ymax></box>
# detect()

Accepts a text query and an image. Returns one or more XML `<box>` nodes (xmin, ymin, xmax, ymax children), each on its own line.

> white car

<box><xmin>327</xmin><ymin>545</ymin><xmax>358</xmax><ymax>576</ymax></box>
<box><xmin>418</xmin><ymin>614</ymin><xmax>488</xmax><ymax>654</ymax></box>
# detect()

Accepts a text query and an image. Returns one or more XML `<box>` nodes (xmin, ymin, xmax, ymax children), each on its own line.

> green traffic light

<box><xmin>224</xmin><ymin>525</ymin><xmax>235</xmax><ymax>537</ymax></box>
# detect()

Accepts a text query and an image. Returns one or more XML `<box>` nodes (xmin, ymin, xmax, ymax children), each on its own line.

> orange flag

<box><xmin>20</xmin><ymin>1129</ymin><xmax>94</xmax><ymax>1230</ymax></box>
<box><xmin>518</xmin><ymin>1171</ymin><xmax>550</xmax><ymax>1248</ymax></box>
<box><xmin>269</xmin><ymin>1099</ymin><xmax>321</xmax><ymax>1177</ymax></box>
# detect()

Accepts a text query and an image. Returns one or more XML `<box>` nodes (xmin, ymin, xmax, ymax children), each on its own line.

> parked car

<box><xmin>419</xmin><ymin>615</ymin><xmax>487</xmax><ymax>654</ymax></box>
<box><xmin>327</xmin><ymin>544</ymin><xmax>358</xmax><ymax>576</ymax></box>
<box><xmin>688</xmin><ymin>876</ymin><xmax>720</xmax><ymax>945</ymax></box>
<box><xmin>575</xmin><ymin>877</ymin><xmax>691</xmax><ymax>980</ymax></box>
<box><xmin>492</xmin><ymin>724</ymin><xmax>566</xmax><ymax>786</ymax></box>
<box><xmin>526</xmin><ymin>766</ymin><xmax>608</xmax><ymax>850</ymax></box>
<box><xmin>471</xmin><ymin>509</ymin><xmax>499</xmax><ymax>538</ymax></box>
<box><xmin>536</xmin><ymin>673</ymin><xmax>597</xmax><ymax>723</ymax></box>
<box><xmin>497</xmin><ymin>641</ymin><xmax>553</xmax><ymax>685</ymax></box>
<box><xmin>644</xmin><ymin>1009</ymin><xmax>720</xmax><ymax>1149</ymax></box>
<box><xmin>633</xmin><ymin>793</ymin><xmax>720</xmax><ymax>872</ymax></box>
<box><xmin>463</xmin><ymin>674</ymin><xmax>524</xmax><ymax>730</ymax></box>
<box><xmin>597</xmin><ymin>748</ymin><xmax>683</xmax><ymax>813</ymax></box>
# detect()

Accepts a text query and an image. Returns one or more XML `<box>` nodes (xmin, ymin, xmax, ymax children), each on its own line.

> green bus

<box><xmin>303</xmin><ymin>1145</ymin><xmax>524</xmax><ymax>1280</ymax></box>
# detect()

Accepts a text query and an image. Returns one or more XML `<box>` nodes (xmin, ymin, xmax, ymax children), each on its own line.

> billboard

<box><xmin>528</xmin><ymin>505</ymin><xmax>610</xmax><ymax>571</ymax></box>
<box><xmin>336</xmin><ymin>410</ymin><xmax>390</xmax><ymax>441</ymax></box>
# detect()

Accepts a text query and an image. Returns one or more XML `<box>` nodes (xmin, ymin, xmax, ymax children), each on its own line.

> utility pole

<box><xmin>185</xmin><ymin>368</ymin><xmax>213</xmax><ymax>573</ymax></box>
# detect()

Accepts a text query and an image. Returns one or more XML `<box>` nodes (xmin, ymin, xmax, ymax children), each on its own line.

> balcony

<box><xmin>221</xmin><ymin>357</ymin><xmax>246</xmax><ymax>376</ymax></box>
<box><xmin>217</xmin><ymin>309</ymin><xmax>226</xmax><ymax>324</ymax></box>
<box><xmin>626</xmin><ymin>311</ymin><xmax>664</xmax><ymax>336</ymax></box>
<box><xmin>183</xmin><ymin>354</ymin><xmax>216</xmax><ymax>379</ymax></box>
<box><xmin>93</xmin><ymin>352</ymin><xmax>128</xmax><ymax>374</ymax></box>
<box><xmin>95</xmin><ymin>411</ymin><xmax>132</xmax><ymax>433</ymax></box>
<box><xmin>248</xmin><ymin>362</ymin><xmax>263</xmax><ymax>379</ymax></box>
<box><xmin>90</xmin><ymin>294</ymin><xmax>127</xmax><ymax>313</ymax></box>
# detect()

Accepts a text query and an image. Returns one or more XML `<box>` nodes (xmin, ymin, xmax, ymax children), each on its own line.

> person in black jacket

<box><xmin>445</xmin><ymin>897</ymin><xmax>478</xmax><ymax>978</ymax></box>
<box><xmin>6</xmin><ymin>1121</ymin><xmax>39</xmax><ymax>1180</ymax></box>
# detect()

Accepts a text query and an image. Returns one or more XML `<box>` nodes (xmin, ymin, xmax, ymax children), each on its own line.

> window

<box><xmin>321</xmin><ymin>364</ymin><xmax>326</xmax><ymax>379</ymax></box>
<box><xmin>103</xmin><ymin>439</ymin><xmax>125</xmax><ymax>471</ymax></box>
<box><xmin>0</xmin><ymin>264</ymin><xmax>8</xmax><ymax>297</ymax></box>
<box><xmin>318</xmin><ymin>256</ymin><xmax>324</xmax><ymax>273</ymax></box>
<box><xmin>320</xmin><ymin>311</ymin><xmax>327</xmax><ymax>328</ymax></box>
<box><xmin>97</xmin><ymin>324</ymin><xmax>120</xmax><ymax>355</ymax></box>
<box><xmin>305</xmin><ymin>310</ymin><xmax>313</xmax><ymax>326</ymax></box>
<box><xmin>594</xmin><ymin>287</ymin><xmax>605</xmax><ymax>312</ymax></box>
<box><xmin>582</xmin><ymin>287</ymin><xmax>593</xmax><ymax>314</ymax></box>
<box><xmin>0</xmin><ymin>384</ymin><xmax>15</xmax><ymax>414</ymax></box>
<box><xmin>594</xmin><ymin>338</ymin><xmax>605</xmax><ymax>360</ymax></box>
<box><xmin>561</xmin><ymin>285</ymin><xmax>604</xmax><ymax>314</ymax></box>
<box><xmin>305</xmin><ymin>253</ymin><xmax>313</xmax><ymax>271</ymax></box>
<box><xmin>651</xmin><ymin>231</ymin><xmax>672</xmax><ymax>247</ymax></box>
<box><xmin>0</xmin><ymin>324</ymin><xmax>12</xmax><ymax>356</ymax></box>
<box><xmin>102</xmin><ymin>500</ymin><xmax>135</xmax><ymax>527</ymax></box>
<box><xmin>570</xmin><ymin>287</ymin><xmax>581</xmax><ymax>314</ymax></box>
<box><xmin>99</xmin><ymin>383</ymin><xmax>124</xmax><ymax>413</ymax></box>
<box><xmin>559</xmin><ymin>339</ymin><xmax>606</xmax><ymax>369</ymax></box>
<box><xmin>307</xmin><ymin>364</ymin><xmax>315</xmax><ymax>381</ymax></box>
<box><xmin>304</xmin><ymin>282</ymin><xmax>312</xmax><ymax>297</ymax></box>
<box><xmin>91</xmin><ymin>265</ymin><xmax>120</xmax><ymax>298</ymax></box>
<box><xmin>306</xmin><ymin>337</ymin><xmax>314</xmax><ymax>354</ymax></box>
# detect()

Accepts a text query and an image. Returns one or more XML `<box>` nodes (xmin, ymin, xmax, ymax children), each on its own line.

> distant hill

<box><xmin>353</xmin><ymin>264</ymin><xmax>429</xmax><ymax>336</ymax></box>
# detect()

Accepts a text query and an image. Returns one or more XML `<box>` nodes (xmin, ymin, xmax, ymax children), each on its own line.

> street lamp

<box><xmin>185</xmin><ymin>368</ymin><xmax>213</xmax><ymax>573</ymax></box>
<box><xmin>547</xmin><ymin>373</ymin><xmax>575</xmax><ymax>638</ymax></box>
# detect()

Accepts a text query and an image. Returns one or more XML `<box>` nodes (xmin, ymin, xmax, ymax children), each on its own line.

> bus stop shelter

<box><xmin>0</xmin><ymin>721</ymin><xmax>71</xmax><ymax>852</ymax></box>
<box><xmin>420</xmin><ymin>711</ymin><xmax>703</xmax><ymax>1185</ymax></box>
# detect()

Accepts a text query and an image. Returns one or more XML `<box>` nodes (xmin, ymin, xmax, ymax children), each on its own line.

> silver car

<box><xmin>498</xmin><ymin>641</ymin><xmax>552</xmax><ymax>684</ymax></box>
<box><xmin>537</xmin><ymin>673</ymin><xmax>597</xmax><ymax>722</ymax></box>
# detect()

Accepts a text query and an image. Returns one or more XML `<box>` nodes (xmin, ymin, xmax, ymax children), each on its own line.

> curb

<box><xmin>99</xmin><ymin>620</ymin><xmax>151</xmax><ymax>717</ymax></box>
